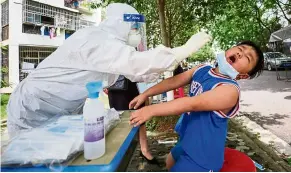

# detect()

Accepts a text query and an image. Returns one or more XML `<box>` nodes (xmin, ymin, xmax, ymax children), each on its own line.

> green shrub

<box><xmin>1</xmin><ymin>94</ymin><xmax>10</xmax><ymax>119</ymax></box>
<box><xmin>146</xmin><ymin>115</ymin><xmax>180</xmax><ymax>132</ymax></box>
<box><xmin>1</xmin><ymin>67</ymin><xmax>9</xmax><ymax>88</ymax></box>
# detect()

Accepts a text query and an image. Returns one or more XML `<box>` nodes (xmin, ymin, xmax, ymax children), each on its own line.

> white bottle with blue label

<box><xmin>83</xmin><ymin>81</ymin><xmax>105</xmax><ymax>160</ymax></box>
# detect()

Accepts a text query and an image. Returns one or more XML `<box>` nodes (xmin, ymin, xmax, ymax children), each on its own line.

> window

<box><xmin>1</xmin><ymin>0</ymin><xmax>9</xmax><ymax>40</ymax></box>
<box><xmin>19</xmin><ymin>46</ymin><xmax>57</xmax><ymax>81</ymax></box>
<box><xmin>2</xmin><ymin>25</ymin><xmax>9</xmax><ymax>40</ymax></box>
<box><xmin>22</xmin><ymin>0</ymin><xmax>80</xmax><ymax>31</ymax></box>
<box><xmin>41</xmin><ymin>16</ymin><xmax>54</xmax><ymax>25</ymax></box>
<box><xmin>22</xmin><ymin>24</ymin><xmax>41</xmax><ymax>35</ymax></box>
<box><xmin>1</xmin><ymin>0</ymin><xmax>9</xmax><ymax>27</ymax></box>
<box><xmin>78</xmin><ymin>19</ymin><xmax>95</xmax><ymax>29</ymax></box>
<box><xmin>270</xmin><ymin>53</ymin><xmax>287</xmax><ymax>59</ymax></box>
<box><xmin>65</xmin><ymin>30</ymin><xmax>75</xmax><ymax>39</ymax></box>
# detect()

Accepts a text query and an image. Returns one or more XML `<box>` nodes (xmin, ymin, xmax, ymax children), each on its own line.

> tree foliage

<box><xmin>189</xmin><ymin>43</ymin><xmax>215</xmax><ymax>62</ymax></box>
<box><xmin>205</xmin><ymin>0</ymin><xmax>283</xmax><ymax>50</ymax></box>
<box><xmin>1</xmin><ymin>44</ymin><xmax>9</xmax><ymax>88</ymax></box>
<box><xmin>86</xmin><ymin>0</ymin><xmax>290</xmax><ymax>62</ymax></box>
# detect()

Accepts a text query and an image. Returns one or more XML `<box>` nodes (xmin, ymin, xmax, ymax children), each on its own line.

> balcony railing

<box><xmin>22</xmin><ymin>0</ymin><xmax>96</xmax><ymax>32</ymax></box>
<box><xmin>78</xmin><ymin>19</ymin><xmax>95</xmax><ymax>29</ymax></box>
<box><xmin>22</xmin><ymin>0</ymin><xmax>79</xmax><ymax>31</ymax></box>
<box><xmin>19</xmin><ymin>46</ymin><xmax>57</xmax><ymax>81</ymax></box>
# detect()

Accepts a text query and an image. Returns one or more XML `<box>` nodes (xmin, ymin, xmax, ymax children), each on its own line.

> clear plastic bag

<box><xmin>104</xmin><ymin>108</ymin><xmax>121</xmax><ymax>135</ymax></box>
<box><xmin>1</xmin><ymin>115</ymin><xmax>83</xmax><ymax>167</ymax></box>
<box><xmin>1</xmin><ymin>110</ymin><xmax>121</xmax><ymax>171</ymax></box>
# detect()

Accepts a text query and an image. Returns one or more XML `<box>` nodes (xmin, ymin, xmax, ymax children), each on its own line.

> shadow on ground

<box><xmin>127</xmin><ymin>138</ymin><xmax>174</xmax><ymax>172</ymax></box>
<box><xmin>238</xmin><ymin>112</ymin><xmax>288</xmax><ymax>127</ymax></box>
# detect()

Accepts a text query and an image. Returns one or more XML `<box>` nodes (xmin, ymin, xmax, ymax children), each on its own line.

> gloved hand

<box><xmin>170</xmin><ymin>32</ymin><xmax>212</xmax><ymax>63</ymax></box>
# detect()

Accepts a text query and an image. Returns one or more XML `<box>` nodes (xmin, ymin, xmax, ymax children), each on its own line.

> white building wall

<box><xmin>3</xmin><ymin>0</ymin><xmax>101</xmax><ymax>87</ymax></box>
<box><xmin>18</xmin><ymin>31</ymin><xmax>66</xmax><ymax>47</ymax></box>
<box><xmin>8</xmin><ymin>0</ymin><xmax>22</xmax><ymax>87</ymax></box>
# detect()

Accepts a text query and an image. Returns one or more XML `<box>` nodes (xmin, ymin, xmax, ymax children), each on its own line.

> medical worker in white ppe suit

<box><xmin>7</xmin><ymin>3</ymin><xmax>211</xmax><ymax>141</ymax></box>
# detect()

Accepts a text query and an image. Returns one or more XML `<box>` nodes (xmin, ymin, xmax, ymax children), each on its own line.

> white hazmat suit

<box><xmin>7</xmin><ymin>3</ymin><xmax>211</xmax><ymax>137</ymax></box>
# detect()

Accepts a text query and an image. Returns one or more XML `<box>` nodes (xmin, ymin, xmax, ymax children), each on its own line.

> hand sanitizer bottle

<box><xmin>83</xmin><ymin>81</ymin><xmax>105</xmax><ymax>160</ymax></box>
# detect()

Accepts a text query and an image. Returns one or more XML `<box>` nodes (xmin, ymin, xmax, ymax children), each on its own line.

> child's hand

<box><xmin>103</xmin><ymin>88</ymin><xmax>108</xmax><ymax>95</ymax></box>
<box><xmin>130</xmin><ymin>107</ymin><xmax>153</xmax><ymax>127</ymax></box>
<box><xmin>129</xmin><ymin>94</ymin><xmax>148</xmax><ymax>109</ymax></box>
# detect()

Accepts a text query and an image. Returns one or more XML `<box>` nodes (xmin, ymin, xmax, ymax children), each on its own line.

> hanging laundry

<box><xmin>44</xmin><ymin>26</ymin><xmax>50</xmax><ymax>36</ymax></box>
<box><xmin>56</xmin><ymin>28</ymin><xmax>61</xmax><ymax>37</ymax></box>
<box><xmin>49</xmin><ymin>27</ymin><xmax>56</xmax><ymax>39</ymax></box>
<box><xmin>40</xmin><ymin>25</ymin><xmax>45</xmax><ymax>36</ymax></box>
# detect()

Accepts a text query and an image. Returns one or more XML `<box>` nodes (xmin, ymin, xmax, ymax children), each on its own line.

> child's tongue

<box><xmin>227</xmin><ymin>55</ymin><xmax>235</xmax><ymax>65</ymax></box>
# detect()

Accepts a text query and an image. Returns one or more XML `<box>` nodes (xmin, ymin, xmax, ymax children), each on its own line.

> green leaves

<box><xmin>189</xmin><ymin>43</ymin><xmax>215</xmax><ymax>63</ymax></box>
<box><xmin>206</xmin><ymin>0</ymin><xmax>285</xmax><ymax>50</ymax></box>
<box><xmin>1</xmin><ymin>67</ymin><xmax>8</xmax><ymax>74</ymax></box>
<box><xmin>89</xmin><ymin>0</ymin><xmax>288</xmax><ymax>56</ymax></box>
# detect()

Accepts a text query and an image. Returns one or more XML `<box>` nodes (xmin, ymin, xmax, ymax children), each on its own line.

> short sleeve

<box><xmin>212</xmin><ymin>82</ymin><xmax>240</xmax><ymax>119</ymax></box>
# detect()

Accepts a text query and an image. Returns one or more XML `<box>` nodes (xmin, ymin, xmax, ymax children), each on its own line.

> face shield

<box><xmin>124</xmin><ymin>14</ymin><xmax>147</xmax><ymax>51</ymax></box>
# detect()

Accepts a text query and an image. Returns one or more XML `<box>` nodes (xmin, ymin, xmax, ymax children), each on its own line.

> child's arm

<box><xmin>129</xmin><ymin>66</ymin><xmax>199</xmax><ymax>109</ymax></box>
<box><xmin>145</xmin><ymin>67</ymin><xmax>197</xmax><ymax>96</ymax></box>
<box><xmin>130</xmin><ymin>84</ymin><xmax>239</xmax><ymax>126</ymax></box>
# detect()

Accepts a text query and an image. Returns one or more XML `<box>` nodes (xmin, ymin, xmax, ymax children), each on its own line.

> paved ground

<box><xmin>238</xmin><ymin>70</ymin><xmax>291</xmax><ymax>145</ymax></box>
<box><xmin>239</xmin><ymin>70</ymin><xmax>291</xmax><ymax>92</ymax></box>
<box><xmin>127</xmin><ymin>131</ymin><xmax>273</xmax><ymax>172</ymax></box>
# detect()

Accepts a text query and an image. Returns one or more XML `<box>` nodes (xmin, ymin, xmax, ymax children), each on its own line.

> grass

<box><xmin>146</xmin><ymin>115</ymin><xmax>179</xmax><ymax>132</ymax></box>
<box><xmin>1</xmin><ymin>94</ymin><xmax>10</xmax><ymax>120</ymax></box>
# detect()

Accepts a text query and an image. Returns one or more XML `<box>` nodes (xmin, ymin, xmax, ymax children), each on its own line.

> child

<box><xmin>129</xmin><ymin>41</ymin><xmax>264</xmax><ymax>172</ymax></box>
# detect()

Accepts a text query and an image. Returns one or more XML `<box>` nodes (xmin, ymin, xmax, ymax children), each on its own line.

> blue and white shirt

<box><xmin>176</xmin><ymin>65</ymin><xmax>240</xmax><ymax>171</ymax></box>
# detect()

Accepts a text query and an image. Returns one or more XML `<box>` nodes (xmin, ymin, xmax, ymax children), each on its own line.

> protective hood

<box><xmin>98</xmin><ymin>3</ymin><xmax>139</xmax><ymax>41</ymax></box>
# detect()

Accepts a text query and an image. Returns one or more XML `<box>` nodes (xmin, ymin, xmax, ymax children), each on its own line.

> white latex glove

<box><xmin>170</xmin><ymin>32</ymin><xmax>212</xmax><ymax>63</ymax></box>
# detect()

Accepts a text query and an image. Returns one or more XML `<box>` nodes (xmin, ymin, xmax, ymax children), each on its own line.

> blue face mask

<box><xmin>216</xmin><ymin>52</ymin><xmax>239</xmax><ymax>79</ymax></box>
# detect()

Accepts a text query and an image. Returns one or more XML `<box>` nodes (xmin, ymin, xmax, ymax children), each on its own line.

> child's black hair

<box><xmin>237</xmin><ymin>41</ymin><xmax>264</xmax><ymax>79</ymax></box>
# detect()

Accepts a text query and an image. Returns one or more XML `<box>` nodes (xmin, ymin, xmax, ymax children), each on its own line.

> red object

<box><xmin>220</xmin><ymin>148</ymin><xmax>256</xmax><ymax>172</ymax></box>
<box><xmin>174</xmin><ymin>87</ymin><xmax>185</xmax><ymax>99</ymax></box>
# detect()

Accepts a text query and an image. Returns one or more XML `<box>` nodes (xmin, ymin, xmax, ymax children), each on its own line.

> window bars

<box><xmin>22</xmin><ymin>0</ymin><xmax>79</xmax><ymax>31</ymax></box>
<box><xmin>78</xmin><ymin>19</ymin><xmax>95</xmax><ymax>29</ymax></box>
<box><xmin>19</xmin><ymin>46</ymin><xmax>57</xmax><ymax>81</ymax></box>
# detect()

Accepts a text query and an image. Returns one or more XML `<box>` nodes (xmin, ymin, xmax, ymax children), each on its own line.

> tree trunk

<box><xmin>157</xmin><ymin>0</ymin><xmax>169</xmax><ymax>47</ymax></box>
<box><xmin>254</xmin><ymin>5</ymin><xmax>272</xmax><ymax>34</ymax></box>
<box><xmin>166</xmin><ymin>4</ymin><xmax>172</xmax><ymax>47</ymax></box>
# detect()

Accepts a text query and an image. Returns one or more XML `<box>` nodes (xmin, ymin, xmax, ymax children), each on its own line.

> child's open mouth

<box><xmin>227</xmin><ymin>55</ymin><xmax>236</xmax><ymax>64</ymax></box>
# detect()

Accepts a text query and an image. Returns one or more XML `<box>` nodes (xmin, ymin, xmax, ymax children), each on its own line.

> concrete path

<box><xmin>238</xmin><ymin>70</ymin><xmax>291</xmax><ymax>155</ymax></box>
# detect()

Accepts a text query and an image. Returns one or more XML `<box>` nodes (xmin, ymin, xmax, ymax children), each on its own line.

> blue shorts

<box><xmin>170</xmin><ymin>143</ymin><xmax>214</xmax><ymax>172</ymax></box>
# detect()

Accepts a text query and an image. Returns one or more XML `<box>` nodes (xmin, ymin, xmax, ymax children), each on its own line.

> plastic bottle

<box><xmin>83</xmin><ymin>81</ymin><xmax>105</xmax><ymax>160</ymax></box>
